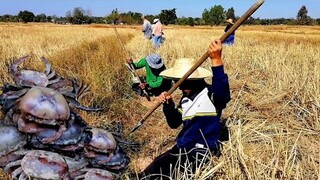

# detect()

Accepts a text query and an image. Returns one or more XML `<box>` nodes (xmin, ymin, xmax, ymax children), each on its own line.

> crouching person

<box><xmin>140</xmin><ymin>39</ymin><xmax>231</xmax><ymax>179</ymax></box>
<box><xmin>127</xmin><ymin>53</ymin><xmax>172</xmax><ymax>97</ymax></box>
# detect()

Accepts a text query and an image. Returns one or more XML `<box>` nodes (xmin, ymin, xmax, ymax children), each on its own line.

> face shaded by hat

<box><xmin>160</xmin><ymin>58</ymin><xmax>212</xmax><ymax>80</ymax></box>
<box><xmin>146</xmin><ymin>53</ymin><xmax>163</xmax><ymax>69</ymax></box>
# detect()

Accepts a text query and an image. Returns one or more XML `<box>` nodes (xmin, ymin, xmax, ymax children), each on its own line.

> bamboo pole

<box><xmin>113</xmin><ymin>25</ymin><xmax>151</xmax><ymax>101</ymax></box>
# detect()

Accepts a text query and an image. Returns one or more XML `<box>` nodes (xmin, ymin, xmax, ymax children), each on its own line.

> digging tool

<box><xmin>113</xmin><ymin>25</ymin><xmax>151</xmax><ymax>101</ymax></box>
<box><xmin>130</xmin><ymin>0</ymin><xmax>265</xmax><ymax>134</ymax></box>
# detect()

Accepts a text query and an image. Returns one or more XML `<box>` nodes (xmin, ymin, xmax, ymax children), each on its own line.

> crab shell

<box><xmin>35</xmin><ymin>113</ymin><xmax>90</xmax><ymax>145</ymax></box>
<box><xmin>84</xmin><ymin>168</ymin><xmax>113</xmax><ymax>180</ymax></box>
<box><xmin>0</xmin><ymin>124</ymin><xmax>27</xmax><ymax>168</ymax></box>
<box><xmin>14</xmin><ymin>70</ymin><xmax>49</xmax><ymax>87</ymax></box>
<box><xmin>86</xmin><ymin>128</ymin><xmax>117</xmax><ymax>154</ymax></box>
<box><xmin>19</xmin><ymin>86</ymin><xmax>70</xmax><ymax>124</ymax></box>
<box><xmin>69</xmin><ymin>168</ymin><xmax>114</xmax><ymax>180</ymax></box>
<box><xmin>21</xmin><ymin>150</ymin><xmax>69</xmax><ymax>180</ymax></box>
<box><xmin>0</xmin><ymin>124</ymin><xmax>27</xmax><ymax>156</ymax></box>
<box><xmin>9</xmin><ymin>55</ymin><xmax>59</xmax><ymax>87</ymax></box>
<box><xmin>64</xmin><ymin>155</ymin><xmax>88</xmax><ymax>172</ymax></box>
<box><xmin>88</xmin><ymin>146</ymin><xmax>130</xmax><ymax>172</ymax></box>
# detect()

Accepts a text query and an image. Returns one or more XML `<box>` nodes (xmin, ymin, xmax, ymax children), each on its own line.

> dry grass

<box><xmin>0</xmin><ymin>23</ymin><xmax>319</xmax><ymax>179</ymax></box>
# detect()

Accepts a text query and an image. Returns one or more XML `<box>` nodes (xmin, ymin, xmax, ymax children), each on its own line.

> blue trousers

<box><xmin>153</xmin><ymin>35</ymin><xmax>164</xmax><ymax>48</ymax></box>
<box><xmin>223</xmin><ymin>35</ymin><xmax>235</xmax><ymax>45</ymax></box>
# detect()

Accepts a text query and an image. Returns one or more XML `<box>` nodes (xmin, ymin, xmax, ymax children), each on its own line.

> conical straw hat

<box><xmin>160</xmin><ymin>58</ymin><xmax>212</xmax><ymax>80</ymax></box>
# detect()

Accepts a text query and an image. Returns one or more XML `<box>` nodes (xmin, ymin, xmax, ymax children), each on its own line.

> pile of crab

<box><xmin>0</xmin><ymin>56</ymin><xmax>130</xmax><ymax>180</ymax></box>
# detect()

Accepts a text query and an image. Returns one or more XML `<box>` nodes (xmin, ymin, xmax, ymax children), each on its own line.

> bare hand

<box><xmin>157</xmin><ymin>91</ymin><xmax>172</xmax><ymax>104</ymax></box>
<box><xmin>139</xmin><ymin>83</ymin><xmax>146</xmax><ymax>89</ymax></box>
<box><xmin>208</xmin><ymin>39</ymin><xmax>223</xmax><ymax>66</ymax></box>
<box><xmin>127</xmin><ymin>58</ymin><xmax>133</xmax><ymax>64</ymax></box>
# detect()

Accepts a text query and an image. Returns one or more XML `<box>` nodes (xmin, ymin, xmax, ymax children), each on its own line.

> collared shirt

<box><xmin>142</xmin><ymin>19</ymin><xmax>152</xmax><ymax>39</ymax></box>
<box><xmin>132</xmin><ymin>58</ymin><xmax>164</xmax><ymax>88</ymax></box>
<box><xmin>163</xmin><ymin>66</ymin><xmax>231</xmax><ymax>150</ymax></box>
<box><xmin>152</xmin><ymin>22</ymin><xmax>163</xmax><ymax>36</ymax></box>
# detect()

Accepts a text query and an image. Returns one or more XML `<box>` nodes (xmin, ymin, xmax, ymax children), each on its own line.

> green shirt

<box><xmin>134</xmin><ymin>58</ymin><xmax>163</xmax><ymax>88</ymax></box>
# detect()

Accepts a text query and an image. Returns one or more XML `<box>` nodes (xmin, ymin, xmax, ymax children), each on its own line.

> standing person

<box><xmin>127</xmin><ymin>53</ymin><xmax>171</xmax><ymax>97</ymax></box>
<box><xmin>152</xmin><ymin>18</ymin><xmax>164</xmax><ymax>48</ymax></box>
<box><xmin>140</xmin><ymin>39</ymin><xmax>231</xmax><ymax>179</ymax></box>
<box><xmin>223</xmin><ymin>18</ymin><xmax>235</xmax><ymax>45</ymax></box>
<box><xmin>141</xmin><ymin>15</ymin><xmax>152</xmax><ymax>40</ymax></box>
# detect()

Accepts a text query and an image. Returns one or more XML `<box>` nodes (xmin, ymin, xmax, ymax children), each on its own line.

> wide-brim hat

<box><xmin>146</xmin><ymin>53</ymin><xmax>163</xmax><ymax>69</ymax></box>
<box><xmin>153</xmin><ymin>18</ymin><xmax>159</xmax><ymax>23</ymax></box>
<box><xmin>160</xmin><ymin>58</ymin><xmax>212</xmax><ymax>80</ymax></box>
<box><xmin>225</xmin><ymin>18</ymin><xmax>234</xmax><ymax>24</ymax></box>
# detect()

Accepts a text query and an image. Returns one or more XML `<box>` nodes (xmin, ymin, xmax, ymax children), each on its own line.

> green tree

<box><xmin>245</xmin><ymin>17</ymin><xmax>254</xmax><ymax>25</ymax></box>
<box><xmin>158</xmin><ymin>8</ymin><xmax>177</xmax><ymax>25</ymax></box>
<box><xmin>47</xmin><ymin>16</ymin><xmax>53</xmax><ymax>23</ymax></box>
<box><xmin>193</xmin><ymin>18</ymin><xmax>202</xmax><ymax>26</ymax></box>
<box><xmin>34</xmin><ymin>13</ymin><xmax>47</xmax><ymax>22</ymax></box>
<box><xmin>105</xmin><ymin>9</ymin><xmax>119</xmax><ymax>24</ymax></box>
<box><xmin>202</xmin><ymin>5</ymin><xmax>224</xmax><ymax>25</ymax></box>
<box><xmin>297</xmin><ymin>5</ymin><xmax>310</xmax><ymax>25</ymax></box>
<box><xmin>116</xmin><ymin>11</ymin><xmax>142</xmax><ymax>24</ymax></box>
<box><xmin>66</xmin><ymin>11</ymin><xmax>74</xmax><ymax>23</ymax></box>
<box><xmin>18</xmin><ymin>10</ymin><xmax>35</xmax><ymax>23</ymax></box>
<box><xmin>187</xmin><ymin>17</ymin><xmax>195</xmax><ymax>26</ymax></box>
<box><xmin>125</xmin><ymin>11</ymin><xmax>143</xmax><ymax>24</ymax></box>
<box><xmin>176</xmin><ymin>17</ymin><xmax>188</xmax><ymax>25</ymax></box>
<box><xmin>225</xmin><ymin>7</ymin><xmax>235</xmax><ymax>20</ymax></box>
<box><xmin>0</xmin><ymin>14</ymin><xmax>18</xmax><ymax>22</ymax></box>
<box><xmin>177</xmin><ymin>17</ymin><xmax>195</xmax><ymax>26</ymax></box>
<box><xmin>202</xmin><ymin>9</ymin><xmax>210</xmax><ymax>25</ymax></box>
<box><xmin>66</xmin><ymin>7</ymin><xmax>92</xmax><ymax>24</ymax></box>
<box><xmin>72</xmin><ymin>7</ymin><xmax>85</xmax><ymax>24</ymax></box>
<box><xmin>211</xmin><ymin>5</ymin><xmax>224</xmax><ymax>25</ymax></box>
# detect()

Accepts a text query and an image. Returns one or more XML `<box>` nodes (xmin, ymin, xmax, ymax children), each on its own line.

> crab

<box><xmin>64</xmin><ymin>155</ymin><xmax>115</xmax><ymax>180</ymax></box>
<box><xmin>9</xmin><ymin>86</ymin><xmax>71</xmax><ymax>144</ymax></box>
<box><xmin>10</xmin><ymin>55</ymin><xmax>60</xmax><ymax>87</ymax></box>
<box><xmin>70</xmin><ymin>168</ymin><xmax>114</xmax><ymax>180</ymax></box>
<box><xmin>0</xmin><ymin>123</ymin><xmax>27</xmax><ymax>168</ymax></box>
<box><xmin>86</xmin><ymin>146</ymin><xmax>130</xmax><ymax>172</ymax></box>
<box><xmin>3</xmin><ymin>150</ymin><xmax>69</xmax><ymax>180</ymax></box>
<box><xmin>28</xmin><ymin>112</ymin><xmax>92</xmax><ymax>156</ymax></box>
<box><xmin>86</xmin><ymin>128</ymin><xmax>117</xmax><ymax>153</ymax></box>
<box><xmin>0</xmin><ymin>55</ymin><xmax>102</xmax><ymax>119</ymax></box>
<box><xmin>60</xmin><ymin>152</ymin><xmax>116</xmax><ymax>180</ymax></box>
<box><xmin>84</xmin><ymin>128</ymin><xmax>130</xmax><ymax>172</ymax></box>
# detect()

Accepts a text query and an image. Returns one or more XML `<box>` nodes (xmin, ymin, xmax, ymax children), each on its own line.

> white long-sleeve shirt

<box><xmin>152</xmin><ymin>22</ymin><xmax>163</xmax><ymax>36</ymax></box>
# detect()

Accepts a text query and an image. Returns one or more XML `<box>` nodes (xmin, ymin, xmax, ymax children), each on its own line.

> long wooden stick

<box><xmin>113</xmin><ymin>25</ymin><xmax>130</xmax><ymax>56</ymax></box>
<box><xmin>113</xmin><ymin>25</ymin><xmax>151</xmax><ymax>101</ymax></box>
<box><xmin>130</xmin><ymin>0</ymin><xmax>265</xmax><ymax>134</ymax></box>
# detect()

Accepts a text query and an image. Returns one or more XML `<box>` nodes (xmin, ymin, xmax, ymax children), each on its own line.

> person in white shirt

<box><xmin>152</xmin><ymin>18</ymin><xmax>165</xmax><ymax>48</ymax></box>
<box><xmin>141</xmin><ymin>16</ymin><xmax>152</xmax><ymax>40</ymax></box>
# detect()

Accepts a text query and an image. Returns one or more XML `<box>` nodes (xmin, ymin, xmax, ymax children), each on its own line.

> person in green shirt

<box><xmin>127</xmin><ymin>53</ymin><xmax>171</xmax><ymax>97</ymax></box>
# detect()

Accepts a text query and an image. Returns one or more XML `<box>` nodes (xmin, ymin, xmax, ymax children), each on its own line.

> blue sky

<box><xmin>0</xmin><ymin>0</ymin><xmax>319</xmax><ymax>19</ymax></box>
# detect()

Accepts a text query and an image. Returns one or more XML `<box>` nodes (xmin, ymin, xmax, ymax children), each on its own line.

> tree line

<box><xmin>0</xmin><ymin>5</ymin><xmax>319</xmax><ymax>26</ymax></box>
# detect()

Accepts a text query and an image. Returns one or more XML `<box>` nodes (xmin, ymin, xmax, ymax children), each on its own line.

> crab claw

<box><xmin>66</xmin><ymin>97</ymin><xmax>104</xmax><ymax>112</ymax></box>
<box><xmin>40</xmin><ymin>57</ymin><xmax>52</xmax><ymax>75</ymax></box>
<box><xmin>40</xmin><ymin>124</ymin><xmax>67</xmax><ymax>144</ymax></box>
<box><xmin>10</xmin><ymin>55</ymin><xmax>30</xmax><ymax>75</ymax></box>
